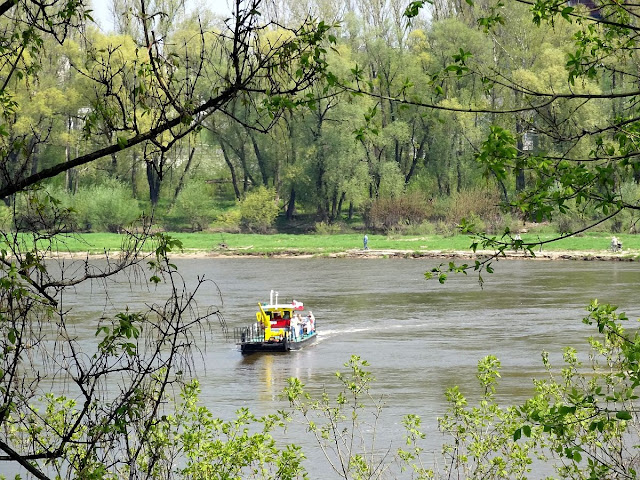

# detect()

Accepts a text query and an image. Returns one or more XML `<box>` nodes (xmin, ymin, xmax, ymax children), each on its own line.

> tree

<box><xmin>284</xmin><ymin>355</ymin><xmax>433</xmax><ymax>479</ymax></box>
<box><xmin>0</xmin><ymin>0</ymin><xmax>337</xmax><ymax>477</ymax></box>
<box><xmin>0</xmin><ymin>0</ymin><xmax>335</xmax><ymax>199</ymax></box>
<box><xmin>0</xmin><ymin>202</ymin><xmax>217</xmax><ymax>479</ymax></box>
<box><xmin>392</xmin><ymin>3</ymin><xmax>640</xmax><ymax>477</ymax></box>
<box><xmin>376</xmin><ymin>0</ymin><xmax>640</xmax><ymax>281</ymax></box>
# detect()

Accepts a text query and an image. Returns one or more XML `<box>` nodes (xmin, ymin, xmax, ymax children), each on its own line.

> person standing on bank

<box><xmin>363</xmin><ymin>234</ymin><xmax>369</xmax><ymax>250</ymax></box>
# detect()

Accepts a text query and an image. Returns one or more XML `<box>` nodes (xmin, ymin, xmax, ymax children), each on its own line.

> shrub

<box><xmin>32</xmin><ymin>183</ymin><xmax>140</xmax><ymax>233</ymax></box>
<box><xmin>0</xmin><ymin>204</ymin><xmax>11</xmax><ymax>230</ymax></box>
<box><xmin>600</xmin><ymin>181</ymin><xmax>640</xmax><ymax>234</ymax></box>
<box><xmin>491</xmin><ymin>212</ymin><xmax>518</xmax><ymax>235</ymax></box>
<box><xmin>402</xmin><ymin>221</ymin><xmax>436</xmax><ymax>236</ymax></box>
<box><xmin>238</xmin><ymin>186</ymin><xmax>280</xmax><ymax>232</ymax></box>
<box><xmin>314</xmin><ymin>221</ymin><xmax>344</xmax><ymax>234</ymax></box>
<box><xmin>549</xmin><ymin>181</ymin><xmax>640</xmax><ymax>235</ymax></box>
<box><xmin>428</xmin><ymin>187</ymin><xmax>512</xmax><ymax>234</ymax></box>
<box><xmin>445</xmin><ymin>187</ymin><xmax>502</xmax><ymax>226</ymax></box>
<box><xmin>81</xmin><ymin>181</ymin><xmax>141</xmax><ymax>233</ymax></box>
<box><xmin>463</xmin><ymin>213</ymin><xmax>487</xmax><ymax>233</ymax></box>
<box><xmin>552</xmin><ymin>205</ymin><xmax>590</xmax><ymax>235</ymax></box>
<box><xmin>13</xmin><ymin>188</ymin><xmax>76</xmax><ymax>232</ymax></box>
<box><xmin>435</xmin><ymin>220</ymin><xmax>456</xmax><ymax>237</ymax></box>
<box><xmin>364</xmin><ymin>192</ymin><xmax>432</xmax><ymax>232</ymax></box>
<box><xmin>169</xmin><ymin>182</ymin><xmax>217</xmax><ymax>232</ymax></box>
<box><xmin>68</xmin><ymin>188</ymin><xmax>94</xmax><ymax>231</ymax></box>
<box><xmin>215</xmin><ymin>209</ymin><xmax>242</xmax><ymax>232</ymax></box>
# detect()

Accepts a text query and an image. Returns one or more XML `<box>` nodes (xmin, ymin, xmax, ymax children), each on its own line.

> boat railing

<box><xmin>234</xmin><ymin>324</ymin><xmax>266</xmax><ymax>344</ymax></box>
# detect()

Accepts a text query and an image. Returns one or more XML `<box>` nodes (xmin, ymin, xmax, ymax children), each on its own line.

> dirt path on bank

<box><xmin>47</xmin><ymin>246</ymin><xmax>640</xmax><ymax>261</ymax></box>
<box><xmin>188</xmin><ymin>248</ymin><xmax>640</xmax><ymax>261</ymax></box>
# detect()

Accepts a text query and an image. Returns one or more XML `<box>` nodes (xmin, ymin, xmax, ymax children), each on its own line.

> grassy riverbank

<box><xmin>48</xmin><ymin>231</ymin><xmax>640</xmax><ymax>258</ymax></box>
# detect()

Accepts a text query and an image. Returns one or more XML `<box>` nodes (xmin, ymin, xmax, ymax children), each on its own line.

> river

<box><xmin>12</xmin><ymin>257</ymin><xmax>640</xmax><ymax>478</ymax></box>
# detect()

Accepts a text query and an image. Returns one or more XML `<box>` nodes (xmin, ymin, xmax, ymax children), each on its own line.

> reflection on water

<box><xmin>30</xmin><ymin>258</ymin><xmax>640</xmax><ymax>477</ymax></box>
<box><xmin>239</xmin><ymin>352</ymin><xmax>281</xmax><ymax>403</ymax></box>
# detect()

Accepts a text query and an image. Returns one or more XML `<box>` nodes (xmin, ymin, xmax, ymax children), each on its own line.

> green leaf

<box><xmin>7</xmin><ymin>328</ymin><xmax>16</xmax><ymax>345</ymax></box>
<box><xmin>404</xmin><ymin>0</ymin><xmax>430</xmax><ymax>18</ymax></box>
<box><xmin>616</xmin><ymin>410</ymin><xmax>632</xmax><ymax>420</ymax></box>
<box><xmin>513</xmin><ymin>427</ymin><xmax>522</xmax><ymax>441</ymax></box>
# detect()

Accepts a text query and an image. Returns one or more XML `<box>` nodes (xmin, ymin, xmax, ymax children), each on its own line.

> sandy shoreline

<box><xmin>45</xmin><ymin>245</ymin><xmax>640</xmax><ymax>262</ymax></box>
<box><xmin>161</xmin><ymin>248</ymin><xmax>640</xmax><ymax>262</ymax></box>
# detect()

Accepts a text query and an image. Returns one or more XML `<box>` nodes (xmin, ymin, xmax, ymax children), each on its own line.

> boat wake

<box><xmin>318</xmin><ymin>321</ymin><xmax>432</xmax><ymax>342</ymax></box>
<box><xmin>320</xmin><ymin>326</ymin><xmax>371</xmax><ymax>337</ymax></box>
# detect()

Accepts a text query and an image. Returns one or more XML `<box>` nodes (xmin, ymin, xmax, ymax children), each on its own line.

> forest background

<box><xmin>6</xmin><ymin>0</ymin><xmax>639</xmax><ymax>242</ymax></box>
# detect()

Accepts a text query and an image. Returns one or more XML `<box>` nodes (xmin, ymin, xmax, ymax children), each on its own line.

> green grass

<box><xmin>44</xmin><ymin>231</ymin><xmax>640</xmax><ymax>256</ymax></box>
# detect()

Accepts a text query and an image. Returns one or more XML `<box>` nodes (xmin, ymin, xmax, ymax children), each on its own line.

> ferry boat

<box><xmin>234</xmin><ymin>290</ymin><xmax>317</xmax><ymax>354</ymax></box>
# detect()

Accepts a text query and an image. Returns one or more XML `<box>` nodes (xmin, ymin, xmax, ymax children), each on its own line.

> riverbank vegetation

<box><xmin>49</xmin><ymin>230</ymin><xmax>640</xmax><ymax>256</ymax></box>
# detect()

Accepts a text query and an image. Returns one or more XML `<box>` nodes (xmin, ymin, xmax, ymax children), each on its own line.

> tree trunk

<box><xmin>237</xmin><ymin>143</ymin><xmax>256</xmax><ymax>194</ymax></box>
<box><xmin>494</xmin><ymin>170</ymin><xmax>509</xmax><ymax>203</ymax></box>
<box><xmin>65</xmin><ymin>145</ymin><xmax>75</xmax><ymax>193</ymax></box>
<box><xmin>286</xmin><ymin>187</ymin><xmax>296</xmax><ymax>220</ymax></box>
<box><xmin>515</xmin><ymin>91</ymin><xmax>525</xmax><ymax>192</ymax></box>
<box><xmin>146</xmin><ymin>159</ymin><xmax>162</xmax><ymax>206</ymax></box>
<box><xmin>249</xmin><ymin>131</ymin><xmax>269</xmax><ymax>186</ymax></box>
<box><xmin>173</xmin><ymin>147</ymin><xmax>196</xmax><ymax>205</ymax></box>
<box><xmin>330</xmin><ymin>193</ymin><xmax>339</xmax><ymax>221</ymax></box>
<box><xmin>110</xmin><ymin>153</ymin><xmax>118</xmax><ymax>178</ymax></box>
<box><xmin>220</xmin><ymin>141</ymin><xmax>241</xmax><ymax>201</ymax></box>
<box><xmin>65</xmin><ymin>117</ymin><xmax>76</xmax><ymax>193</ymax></box>
<box><xmin>515</xmin><ymin>120</ymin><xmax>525</xmax><ymax>191</ymax></box>
<box><xmin>316</xmin><ymin>162</ymin><xmax>328</xmax><ymax>221</ymax></box>
<box><xmin>28</xmin><ymin>137</ymin><xmax>38</xmax><ymax>176</ymax></box>
<box><xmin>515</xmin><ymin>163</ymin><xmax>525</xmax><ymax>192</ymax></box>
<box><xmin>131</xmin><ymin>152</ymin><xmax>138</xmax><ymax>199</ymax></box>
<box><xmin>337</xmin><ymin>191</ymin><xmax>346</xmax><ymax>219</ymax></box>
<box><xmin>405</xmin><ymin>133</ymin><xmax>427</xmax><ymax>184</ymax></box>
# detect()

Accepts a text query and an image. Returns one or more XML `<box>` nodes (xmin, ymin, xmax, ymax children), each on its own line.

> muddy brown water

<box><xmin>11</xmin><ymin>257</ymin><xmax>640</xmax><ymax>478</ymax></box>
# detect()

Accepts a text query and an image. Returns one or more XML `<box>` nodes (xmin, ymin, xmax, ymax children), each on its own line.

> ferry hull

<box><xmin>239</xmin><ymin>332</ymin><xmax>317</xmax><ymax>355</ymax></box>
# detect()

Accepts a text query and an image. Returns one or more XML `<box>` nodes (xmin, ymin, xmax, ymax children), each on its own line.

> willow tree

<box><xmin>376</xmin><ymin>0</ymin><xmax>640</xmax><ymax>281</ymax></box>
<box><xmin>0</xmin><ymin>0</ymin><xmax>334</xmax><ymax>478</ymax></box>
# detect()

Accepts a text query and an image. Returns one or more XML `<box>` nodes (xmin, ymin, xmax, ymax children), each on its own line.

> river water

<box><xmin>14</xmin><ymin>257</ymin><xmax>640</xmax><ymax>478</ymax></box>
